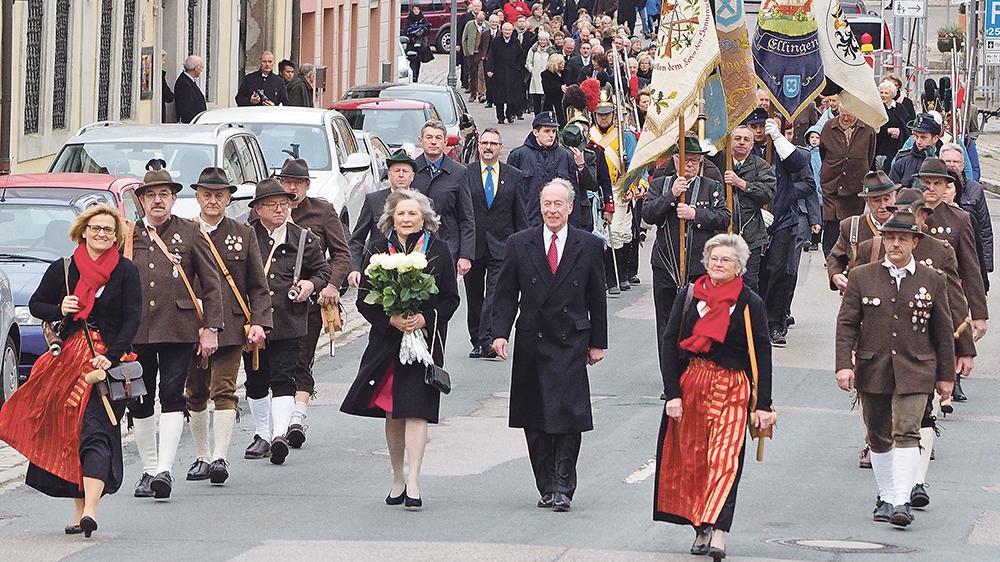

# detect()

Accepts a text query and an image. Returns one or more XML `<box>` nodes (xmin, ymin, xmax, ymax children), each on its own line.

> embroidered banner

<box><xmin>750</xmin><ymin>0</ymin><xmax>825</xmax><ymax>121</ymax></box>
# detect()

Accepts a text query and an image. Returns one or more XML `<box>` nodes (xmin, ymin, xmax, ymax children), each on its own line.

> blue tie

<box><xmin>484</xmin><ymin>166</ymin><xmax>495</xmax><ymax>208</ymax></box>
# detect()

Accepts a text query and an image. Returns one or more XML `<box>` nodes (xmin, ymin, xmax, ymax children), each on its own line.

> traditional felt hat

<box><xmin>879</xmin><ymin>209</ymin><xmax>924</xmax><ymax>237</ymax></box>
<box><xmin>912</xmin><ymin>157</ymin><xmax>952</xmax><ymax>181</ymax></box>
<box><xmin>531</xmin><ymin>111</ymin><xmax>559</xmax><ymax>129</ymax></box>
<box><xmin>249</xmin><ymin>178</ymin><xmax>295</xmax><ymax>208</ymax></box>
<box><xmin>858</xmin><ymin>170</ymin><xmax>900</xmax><ymax>198</ymax></box>
<box><xmin>385</xmin><ymin>149</ymin><xmax>418</xmax><ymax>171</ymax></box>
<box><xmin>559</xmin><ymin>123</ymin><xmax>588</xmax><ymax>148</ymax></box>
<box><xmin>137</xmin><ymin>168</ymin><xmax>182</xmax><ymax>195</ymax></box>
<box><xmin>743</xmin><ymin>107</ymin><xmax>769</xmax><ymax>125</ymax></box>
<box><xmin>910</xmin><ymin>113</ymin><xmax>942</xmax><ymax>135</ymax></box>
<box><xmin>671</xmin><ymin>133</ymin><xmax>709</xmax><ymax>155</ymax></box>
<box><xmin>274</xmin><ymin>158</ymin><xmax>311</xmax><ymax>179</ymax></box>
<box><xmin>190</xmin><ymin>167</ymin><xmax>237</xmax><ymax>193</ymax></box>
<box><xmin>892</xmin><ymin>187</ymin><xmax>933</xmax><ymax>215</ymax></box>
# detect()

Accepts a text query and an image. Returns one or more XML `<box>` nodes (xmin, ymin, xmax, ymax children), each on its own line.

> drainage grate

<box><xmin>766</xmin><ymin>537</ymin><xmax>915</xmax><ymax>554</ymax></box>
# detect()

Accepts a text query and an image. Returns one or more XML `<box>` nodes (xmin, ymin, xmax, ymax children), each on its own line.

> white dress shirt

<box><xmin>544</xmin><ymin>223</ymin><xmax>569</xmax><ymax>265</ymax></box>
<box><xmin>882</xmin><ymin>255</ymin><xmax>916</xmax><ymax>289</ymax></box>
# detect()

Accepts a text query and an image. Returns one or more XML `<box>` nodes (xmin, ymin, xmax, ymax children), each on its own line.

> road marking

<box><xmin>624</xmin><ymin>457</ymin><xmax>656</xmax><ymax>484</ymax></box>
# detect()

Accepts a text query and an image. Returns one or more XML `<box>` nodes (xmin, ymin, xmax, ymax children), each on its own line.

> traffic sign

<box><xmin>986</xmin><ymin>52</ymin><xmax>1000</xmax><ymax>65</ymax></box>
<box><xmin>988</xmin><ymin>0</ymin><xmax>1000</xmax><ymax>39</ymax></box>
<box><xmin>987</xmin><ymin>39</ymin><xmax>1000</xmax><ymax>51</ymax></box>
<box><xmin>893</xmin><ymin>0</ymin><xmax>925</xmax><ymax>17</ymax></box>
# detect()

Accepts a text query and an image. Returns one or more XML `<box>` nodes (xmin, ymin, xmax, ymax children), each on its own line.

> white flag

<box><xmin>812</xmin><ymin>0</ymin><xmax>888</xmax><ymax>129</ymax></box>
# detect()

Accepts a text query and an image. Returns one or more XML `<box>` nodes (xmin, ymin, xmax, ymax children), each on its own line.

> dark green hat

<box><xmin>190</xmin><ymin>167</ymin><xmax>237</xmax><ymax>193</ymax></box>
<box><xmin>274</xmin><ymin>158</ymin><xmax>311</xmax><ymax>179</ymax></box>
<box><xmin>559</xmin><ymin>123</ymin><xmax>588</xmax><ymax>148</ymax></box>
<box><xmin>879</xmin><ymin>209</ymin><xmax>924</xmax><ymax>237</ymax></box>
<box><xmin>858</xmin><ymin>170</ymin><xmax>899</xmax><ymax>198</ymax></box>
<box><xmin>891</xmin><ymin>187</ymin><xmax>933</xmax><ymax>215</ymax></box>
<box><xmin>671</xmin><ymin>133</ymin><xmax>709</xmax><ymax>155</ymax></box>
<box><xmin>386</xmin><ymin>149</ymin><xmax>418</xmax><ymax>171</ymax></box>
<box><xmin>249</xmin><ymin>178</ymin><xmax>295</xmax><ymax>208</ymax></box>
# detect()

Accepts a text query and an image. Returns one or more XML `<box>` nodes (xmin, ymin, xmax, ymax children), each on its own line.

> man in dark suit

<box><xmin>174</xmin><ymin>55</ymin><xmax>207</xmax><ymax>123</ymax></box>
<box><xmin>560</xmin><ymin>38</ymin><xmax>580</xmax><ymax>85</ymax></box>
<box><xmin>347</xmin><ymin>150</ymin><xmax>418</xmax><ymax>287</ymax></box>
<box><xmin>465</xmin><ymin>128</ymin><xmax>527</xmax><ymax>359</ymax></box>
<box><xmin>491</xmin><ymin>178</ymin><xmax>608</xmax><ymax>512</ymax></box>
<box><xmin>235</xmin><ymin>51</ymin><xmax>288</xmax><ymax>107</ymax></box>
<box><xmin>566</xmin><ymin>41</ymin><xmax>593</xmax><ymax>86</ymax></box>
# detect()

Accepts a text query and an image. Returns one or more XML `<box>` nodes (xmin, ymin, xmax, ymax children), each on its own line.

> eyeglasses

<box><xmin>86</xmin><ymin>225</ymin><xmax>117</xmax><ymax>236</ymax></box>
<box><xmin>708</xmin><ymin>256</ymin><xmax>737</xmax><ymax>265</ymax></box>
<box><xmin>480</xmin><ymin>141</ymin><xmax>502</xmax><ymax>147</ymax></box>
<box><xmin>259</xmin><ymin>201</ymin><xmax>290</xmax><ymax>211</ymax></box>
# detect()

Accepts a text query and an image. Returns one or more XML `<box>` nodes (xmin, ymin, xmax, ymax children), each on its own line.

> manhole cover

<box><xmin>766</xmin><ymin>537</ymin><xmax>915</xmax><ymax>554</ymax></box>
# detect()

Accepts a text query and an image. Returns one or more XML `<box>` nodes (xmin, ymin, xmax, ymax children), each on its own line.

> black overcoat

<box><xmin>340</xmin><ymin>233</ymin><xmax>460</xmax><ymax>423</ymax></box>
<box><xmin>491</xmin><ymin>226</ymin><xmax>608</xmax><ymax>433</ymax></box>
<box><xmin>484</xmin><ymin>35</ymin><xmax>523</xmax><ymax>106</ymax></box>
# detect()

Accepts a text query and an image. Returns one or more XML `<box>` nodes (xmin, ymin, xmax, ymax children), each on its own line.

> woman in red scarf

<box><xmin>0</xmin><ymin>205</ymin><xmax>141</xmax><ymax>538</ymax></box>
<box><xmin>653</xmin><ymin>234</ymin><xmax>774</xmax><ymax>561</ymax></box>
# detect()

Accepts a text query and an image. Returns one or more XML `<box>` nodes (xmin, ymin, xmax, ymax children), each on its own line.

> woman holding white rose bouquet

<box><xmin>340</xmin><ymin>190</ymin><xmax>460</xmax><ymax>510</ymax></box>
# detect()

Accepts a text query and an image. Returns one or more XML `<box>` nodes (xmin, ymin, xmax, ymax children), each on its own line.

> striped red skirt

<box><xmin>654</xmin><ymin>358</ymin><xmax>750</xmax><ymax>528</ymax></box>
<box><xmin>0</xmin><ymin>330</ymin><xmax>108</xmax><ymax>488</ymax></box>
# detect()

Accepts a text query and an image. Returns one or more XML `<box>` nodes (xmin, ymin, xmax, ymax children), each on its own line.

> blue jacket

<box><xmin>769</xmin><ymin>147</ymin><xmax>817</xmax><ymax>234</ymax></box>
<box><xmin>507</xmin><ymin>132</ymin><xmax>582</xmax><ymax>227</ymax></box>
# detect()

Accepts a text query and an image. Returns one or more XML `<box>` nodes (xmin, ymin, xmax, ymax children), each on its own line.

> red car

<box><xmin>331</xmin><ymin>97</ymin><xmax>445</xmax><ymax>155</ymax></box>
<box><xmin>0</xmin><ymin>173</ymin><xmax>144</xmax><ymax>221</ymax></box>
<box><xmin>400</xmin><ymin>0</ymin><xmax>469</xmax><ymax>53</ymax></box>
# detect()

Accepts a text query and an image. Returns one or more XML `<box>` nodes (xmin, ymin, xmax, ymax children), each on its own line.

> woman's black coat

<box><xmin>340</xmin><ymin>233</ymin><xmax>460</xmax><ymax>423</ymax></box>
<box><xmin>541</xmin><ymin>69</ymin><xmax>565</xmax><ymax>118</ymax></box>
<box><xmin>659</xmin><ymin>283</ymin><xmax>773</xmax><ymax>410</ymax></box>
<box><xmin>875</xmin><ymin>103</ymin><xmax>910</xmax><ymax>172</ymax></box>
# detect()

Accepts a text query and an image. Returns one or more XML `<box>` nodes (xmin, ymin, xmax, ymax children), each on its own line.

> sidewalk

<box><xmin>975</xmin><ymin>131</ymin><xmax>1000</xmax><ymax>193</ymax></box>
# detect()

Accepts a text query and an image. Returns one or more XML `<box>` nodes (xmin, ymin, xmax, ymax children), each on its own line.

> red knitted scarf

<box><xmin>679</xmin><ymin>274</ymin><xmax>743</xmax><ymax>354</ymax></box>
<box><xmin>71</xmin><ymin>244</ymin><xmax>119</xmax><ymax>321</ymax></box>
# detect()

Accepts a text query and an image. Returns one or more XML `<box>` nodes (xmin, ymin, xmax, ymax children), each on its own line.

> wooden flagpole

<box><xmin>725</xmin><ymin>135</ymin><xmax>734</xmax><ymax>234</ymax></box>
<box><xmin>678</xmin><ymin>111</ymin><xmax>687</xmax><ymax>284</ymax></box>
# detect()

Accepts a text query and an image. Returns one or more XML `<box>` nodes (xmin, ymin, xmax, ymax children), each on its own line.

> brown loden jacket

<box><xmin>923</xmin><ymin>203</ymin><xmax>989</xmax><ymax>320</ymax></box>
<box><xmin>290</xmin><ymin>196</ymin><xmax>352</xmax><ymax>289</ymax></box>
<box><xmin>819</xmin><ymin>119</ymin><xmax>876</xmax><ymax>222</ymax></box>
<box><xmin>826</xmin><ymin>213</ymin><xmax>881</xmax><ymax>289</ymax></box>
<box><xmin>836</xmin><ymin>261</ymin><xmax>955</xmax><ymax>395</ymax></box>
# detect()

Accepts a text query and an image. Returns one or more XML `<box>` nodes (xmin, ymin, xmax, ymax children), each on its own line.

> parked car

<box><xmin>396</xmin><ymin>38</ymin><xmax>413</xmax><ymax>83</ymax></box>
<box><xmin>0</xmin><ymin>270</ymin><xmax>19</xmax><ymax>408</ymax></box>
<box><xmin>0</xmin><ymin>173</ymin><xmax>144</xmax><ymax>222</ymax></box>
<box><xmin>193</xmin><ymin>106</ymin><xmax>373</xmax><ymax>228</ymax></box>
<box><xmin>400</xmin><ymin>0</ymin><xmax>468</xmax><ymax>53</ymax></box>
<box><xmin>48</xmin><ymin>122</ymin><xmax>269</xmax><ymax>219</ymax></box>
<box><xmin>349</xmin><ymin>130</ymin><xmax>392</xmax><ymax>209</ymax></box>
<box><xmin>343</xmin><ymin>83</ymin><xmax>479</xmax><ymax>163</ymax></box>
<box><xmin>331</xmin><ymin>98</ymin><xmax>441</xmax><ymax>152</ymax></box>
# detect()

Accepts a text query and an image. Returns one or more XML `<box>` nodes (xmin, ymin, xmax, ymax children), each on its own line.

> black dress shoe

<box><xmin>245</xmin><ymin>435</ymin><xmax>271</xmax><ymax>459</ymax></box>
<box><xmin>537</xmin><ymin>493</ymin><xmax>554</xmax><ymax>508</ymax></box>
<box><xmin>619</xmin><ymin>281</ymin><xmax>631</xmax><ymax>291</ymax></box>
<box><xmin>150</xmin><ymin>471</ymin><xmax>173</xmax><ymax>499</ymax></box>
<box><xmin>953</xmin><ymin>375</ymin><xmax>968</xmax><ymax>401</ymax></box>
<box><xmin>134</xmin><ymin>473</ymin><xmax>154</xmax><ymax>498</ymax></box>
<box><xmin>873</xmin><ymin>497</ymin><xmax>893</xmax><ymax>522</ymax></box>
<box><xmin>209</xmin><ymin>459</ymin><xmax>230</xmax><ymax>485</ymax></box>
<box><xmin>386</xmin><ymin>487</ymin><xmax>406</xmax><ymax>505</ymax></box>
<box><xmin>707</xmin><ymin>545</ymin><xmax>726</xmax><ymax>561</ymax></box>
<box><xmin>287</xmin><ymin>424</ymin><xmax>306</xmax><ymax>449</ymax></box>
<box><xmin>186</xmin><ymin>459</ymin><xmax>211</xmax><ymax>481</ymax></box>
<box><xmin>769</xmin><ymin>329</ymin><xmax>786</xmax><ymax>347</ymax></box>
<box><xmin>507</xmin><ymin>117</ymin><xmax>515</xmax><ymax>123</ymax></box>
<box><xmin>469</xmin><ymin>345</ymin><xmax>483</xmax><ymax>358</ymax></box>
<box><xmin>628</xmin><ymin>276</ymin><xmax>640</xmax><ymax>284</ymax></box>
<box><xmin>270</xmin><ymin>436</ymin><xmax>290</xmax><ymax>465</ymax></box>
<box><xmin>910</xmin><ymin>483</ymin><xmax>930</xmax><ymax>508</ymax></box>
<box><xmin>404</xmin><ymin>492</ymin><xmax>423</xmax><ymax>509</ymax></box>
<box><xmin>551</xmin><ymin>492</ymin><xmax>571</xmax><ymax>512</ymax></box>
<box><xmin>80</xmin><ymin>516</ymin><xmax>98</xmax><ymax>538</ymax></box>
<box><xmin>889</xmin><ymin>503</ymin><xmax>914</xmax><ymax>527</ymax></box>
<box><xmin>690</xmin><ymin>526</ymin><xmax>712</xmax><ymax>555</ymax></box>
<box><xmin>482</xmin><ymin>347</ymin><xmax>498</xmax><ymax>359</ymax></box>
<box><xmin>65</xmin><ymin>524</ymin><xmax>82</xmax><ymax>535</ymax></box>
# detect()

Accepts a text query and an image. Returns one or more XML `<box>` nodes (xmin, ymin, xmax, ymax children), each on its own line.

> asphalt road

<box><xmin>1</xmin><ymin>56</ymin><xmax>998</xmax><ymax>561</ymax></box>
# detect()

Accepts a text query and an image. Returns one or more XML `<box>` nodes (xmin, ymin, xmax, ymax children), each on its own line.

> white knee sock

<box><xmin>914</xmin><ymin>427</ymin><xmax>935</xmax><ymax>485</ymax></box>
<box><xmin>132</xmin><ymin>415</ymin><xmax>159</xmax><ymax>476</ymax></box>
<box><xmin>893</xmin><ymin>446</ymin><xmax>921</xmax><ymax>506</ymax></box>
<box><xmin>188</xmin><ymin>409</ymin><xmax>211</xmax><ymax>461</ymax></box>
<box><xmin>271</xmin><ymin>396</ymin><xmax>296</xmax><ymax>439</ymax></box>
<box><xmin>869</xmin><ymin>450</ymin><xmax>895</xmax><ymax>504</ymax></box>
<box><xmin>211</xmin><ymin>410</ymin><xmax>238</xmax><ymax>462</ymax></box>
<box><xmin>290</xmin><ymin>400</ymin><xmax>308</xmax><ymax>426</ymax></box>
<box><xmin>248</xmin><ymin>396</ymin><xmax>272</xmax><ymax>442</ymax></box>
<box><xmin>155</xmin><ymin>412</ymin><xmax>185</xmax><ymax>474</ymax></box>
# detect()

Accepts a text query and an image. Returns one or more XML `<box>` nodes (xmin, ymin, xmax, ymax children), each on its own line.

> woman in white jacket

<box><xmin>525</xmin><ymin>31</ymin><xmax>556</xmax><ymax>116</ymax></box>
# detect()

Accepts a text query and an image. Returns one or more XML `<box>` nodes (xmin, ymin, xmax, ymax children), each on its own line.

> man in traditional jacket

<box><xmin>491</xmin><ymin>179</ymin><xmax>608</xmax><ymax>512</ymax></box>
<box><xmin>820</xmin><ymin>108</ymin><xmax>878</xmax><ymax>255</ymax></box>
<box><xmin>827</xmin><ymin>171</ymin><xmax>900</xmax><ymax>292</ymax></box>
<box><xmin>722</xmin><ymin>124</ymin><xmax>775</xmax><ymax>293</ymax></box>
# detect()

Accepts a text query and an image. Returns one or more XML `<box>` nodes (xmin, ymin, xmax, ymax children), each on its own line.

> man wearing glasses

<box><xmin>465</xmin><ymin>129</ymin><xmax>527</xmax><ymax>358</ymax></box>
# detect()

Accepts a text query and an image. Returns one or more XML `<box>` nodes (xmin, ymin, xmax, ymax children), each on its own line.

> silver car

<box><xmin>0</xmin><ymin>270</ymin><xmax>20</xmax><ymax>408</ymax></box>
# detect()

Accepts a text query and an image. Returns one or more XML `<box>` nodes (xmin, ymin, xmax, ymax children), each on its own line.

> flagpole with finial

<box><xmin>678</xmin><ymin>110</ymin><xmax>687</xmax><ymax>284</ymax></box>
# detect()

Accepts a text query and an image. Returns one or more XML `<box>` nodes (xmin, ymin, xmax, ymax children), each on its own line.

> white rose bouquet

<box><xmin>363</xmin><ymin>251</ymin><xmax>439</xmax><ymax>365</ymax></box>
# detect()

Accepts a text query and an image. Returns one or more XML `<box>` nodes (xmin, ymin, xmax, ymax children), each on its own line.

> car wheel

<box><xmin>1</xmin><ymin>335</ymin><xmax>18</xmax><ymax>408</ymax></box>
<box><xmin>436</xmin><ymin>27</ymin><xmax>451</xmax><ymax>54</ymax></box>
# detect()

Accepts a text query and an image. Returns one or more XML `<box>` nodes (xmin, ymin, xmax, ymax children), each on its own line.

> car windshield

<box><xmin>50</xmin><ymin>142</ymin><xmax>216</xmax><ymax>196</ymax></box>
<box><xmin>0</xmin><ymin>204</ymin><xmax>79</xmax><ymax>260</ymax></box>
<box><xmin>237</xmin><ymin>123</ymin><xmax>332</xmax><ymax>171</ymax></box>
<box><xmin>382</xmin><ymin>88</ymin><xmax>457</xmax><ymax>123</ymax></box>
<box><xmin>338</xmin><ymin>109</ymin><xmax>428</xmax><ymax>147</ymax></box>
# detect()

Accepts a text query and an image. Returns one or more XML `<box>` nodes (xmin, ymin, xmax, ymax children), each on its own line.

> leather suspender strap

<box><xmin>869</xmin><ymin>235</ymin><xmax>882</xmax><ymax>264</ymax></box>
<box><xmin>744</xmin><ymin>305</ymin><xmax>759</xmax><ymax>412</ymax></box>
<box><xmin>291</xmin><ymin>226</ymin><xmax>309</xmax><ymax>284</ymax></box>
<box><xmin>848</xmin><ymin>215</ymin><xmax>860</xmax><ymax>271</ymax></box>
<box><xmin>146</xmin><ymin>227</ymin><xmax>204</xmax><ymax>322</ymax></box>
<box><xmin>199</xmin><ymin>227</ymin><xmax>252</xmax><ymax>322</ymax></box>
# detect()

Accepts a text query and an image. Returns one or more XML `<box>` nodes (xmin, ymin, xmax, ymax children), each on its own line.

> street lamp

<box><xmin>447</xmin><ymin>0</ymin><xmax>457</xmax><ymax>87</ymax></box>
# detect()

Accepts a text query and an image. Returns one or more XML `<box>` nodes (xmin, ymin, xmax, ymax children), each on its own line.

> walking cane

<box><xmin>84</xmin><ymin>369</ymin><xmax>118</xmax><ymax>426</ymax></box>
<box><xmin>677</xmin><ymin>112</ymin><xmax>687</xmax><ymax>283</ymax></box>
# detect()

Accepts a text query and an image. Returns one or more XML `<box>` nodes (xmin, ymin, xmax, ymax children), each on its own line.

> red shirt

<box><xmin>503</xmin><ymin>1</ymin><xmax>530</xmax><ymax>24</ymax></box>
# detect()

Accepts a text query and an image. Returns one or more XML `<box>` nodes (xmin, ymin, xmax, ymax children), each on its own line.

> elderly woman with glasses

<box><xmin>653</xmin><ymin>233</ymin><xmax>774</xmax><ymax>561</ymax></box>
<box><xmin>341</xmin><ymin>190</ymin><xmax>460</xmax><ymax>510</ymax></box>
<box><xmin>0</xmin><ymin>205</ymin><xmax>141</xmax><ymax>538</ymax></box>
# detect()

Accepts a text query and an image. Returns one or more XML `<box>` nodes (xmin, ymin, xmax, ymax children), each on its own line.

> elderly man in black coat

<box><xmin>485</xmin><ymin>22</ymin><xmax>523</xmax><ymax>124</ymax></box>
<box><xmin>492</xmin><ymin>178</ymin><xmax>608</xmax><ymax>513</ymax></box>
<box><xmin>235</xmin><ymin>51</ymin><xmax>288</xmax><ymax>107</ymax></box>
<box><xmin>174</xmin><ymin>55</ymin><xmax>206</xmax><ymax>123</ymax></box>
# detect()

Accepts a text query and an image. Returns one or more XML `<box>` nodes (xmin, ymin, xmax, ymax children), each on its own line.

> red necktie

<box><xmin>547</xmin><ymin>233</ymin><xmax>558</xmax><ymax>274</ymax></box>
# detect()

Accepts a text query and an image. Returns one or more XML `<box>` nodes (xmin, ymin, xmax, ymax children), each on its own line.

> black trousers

<box><xmin>464</xmin><ymin>254</ymin><xmax>504</xmax><ymax>347</ymax></box>
<box><xmin>132</xmin><ymin>343</ymin><xmax>195</xmax><ymax>417</ymax></box>
<box><xmin>495</xmin><ymin>100</ymin><xmax>514</xmax><ymax>122</ymax></box>
<box><xmin>652</xmin><ymin>280</ymin><xmax>680</xmax><ymax>363</ymax></box>
<box><xmin>743</xmin><ymin>246</ymin><xmax>764</xmax><ymax>295</ymax></box>
<box><xmin>524</xmin><ymin>429</ymin><xmax>582</xmax><ymax>499</ymax></box>
<box><xmin>763</xmin><ymin>228</ymin><xmax>797</xmax><ymax>332</ymax></box>
<box><xmin>245</xmin><ymin>337</ymin><xmax>301</xmax><ymax>399</ymax></box>
<box><xmin>530</xmin><ymin>93</ymin><xmax>544</xmax><ymax>115</ymax></box>
<box><xmin>409</xmin><ymin>59</ymin><xmax>422</xmax><ymax>82</ymax></box>
<box><xmin>822</xmin><ymin>219</ymin><xmax>840</xmax><ymax>257</ymax></box>
<box><xmin>293</xmin><ymin>304</ymin><xmax>323</xmax><ymax>395</ymax></box>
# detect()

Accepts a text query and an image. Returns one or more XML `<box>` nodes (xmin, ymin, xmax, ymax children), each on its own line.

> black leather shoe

<box><xmin>150</xmin><ymin>471</ymin><xmax>173</xmax><ymax>499</ymax></box>
<box><xmin>186</xmin><ymin>459</ymin><xmax>211</xmax><ymax>481</ymax></box>
<box><xmin>537</xmin><ymin>493</ymin><xmax>554</xmax><ymax>508</ymax></box>
<box><xmin>482</xmin><ymin>347</ymin><xmax>498</xmax><ymax>359</ymax></box>
<box><xmin>65</xmin><ymin>524</ymin><xmax>82</xmax><ymax>535</ymax></box>
<box><xmin>707</xmin><ymin>545</ymin><xmax>726</xmax><ymax>561</ymax></box>
<box><xmin>270</xmin><ymin>436</ymin><xmax>290</xmax><ymax>465</ymax></box>
<box><xmin>628</xmin><ymin>276</ymin><xmax>640</xmax><ymax>284</ymax></box>
<box><xmin>80</xmin><ymin>516</ymin><xmax>97</xmax><ymax>538</ymax></box>
<box><xmin>551</xmin><ymin>492</ymin><xmax>571</xmax><ymax>512</ymax></box>
<box><xmin>209</xmin><ymin>459</ymin><xmax>230</xmax><ymax>485</ymax></box>
<box><xmin>889</xmin><ymin>503</ymin><xmax>914</xmax><ymax>527</ymax></box>
<box><xmin>690</xmin><ymin>526</ymin><xmax>712</xmax><ymax>555</ymax></box>
<box><xmin>910</xmin><ymin>483</ymin><xmax>930</xmax><ymax>508</ymax></box>
<box><xmin>507</xmin><ymin>117</ymin><xmax>515</xmax><ymax>123</ymax></box>
<box><xmin>769</xmin><ymin>329</ymin><xmax>786</xmax><ymax>347</ymax></box>
<box><xmin>404</xmin><ymin>493</ymin><xmax>423</xmax><ymax>509</ymax></box>
<box><xmin>134</xmin><ymin>473</ymin><xmax>154</xmax><ymax>498</ymax></box>
<box><xmin>619</xmin><ymin>281</ymin><xmax>631</xmax><ymax>291</ymax></box>
<box><xmin>873</xmin><ymin>497</ymin><xmax>893</xmax><ymax>522</ymax></box>
<box><xmin>940</xmin><ymin>402</ymin><xmax>954</xmax><ymax>416</ymax></box>
<box><xmin>386</xmin><ymin>487</ymin><xmax>406</xmax><ymax>505</ymax></box>
<box><xmin>469</xmin><ymin>345</ymin><xmax>483</xmax><ymax>358</ymax></box>
<box><xmin>287</xmin><ymin>424</ymin><xmax>306</xmax><ymax>449</ymax></box>
<box><xmin>953</xmin><ymin>375</ymin><xmax>968</xmax><ymax>401</ymax></box>
<box><xmin>244</xmin><ymin>435</ymin><xmax>271</xmax><ymax>459</ymax></box>
<box><xmin>786</xmin><ymin>315</ymin><xmax>795</xmax><ymax>327</ymax></box>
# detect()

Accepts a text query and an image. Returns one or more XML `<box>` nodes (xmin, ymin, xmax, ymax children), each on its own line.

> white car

<box><xmin>396</xmin><ymin>39</ymin><xmax>413</xmax><ymax>84</ymax></box>
<box><xmin>193</xmin><ymin>107</ymin><xmax>373</xmax><ymax>228</ymax></box>
<box><xmin>350</xmin><ymin>130</ymin><xmax>392</xmax><ymax>208</ymax></box>
<box><xmin>0</xmin><ymin>270</ymin><xmax>19</xmax><ymax>408</ymax></box>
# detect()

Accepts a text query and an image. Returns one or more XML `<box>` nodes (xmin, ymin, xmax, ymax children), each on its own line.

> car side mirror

<box><xmin>232</xmin><ymin>182</ymin><xmax>256</xmax><ymax>201</ymax></box>
<box><xmin>341</xmin><ymin>152</ymin><xmax>372</xmax><ymax>173</ymax></box>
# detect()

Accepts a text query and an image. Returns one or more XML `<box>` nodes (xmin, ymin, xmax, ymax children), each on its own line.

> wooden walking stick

<box><xmin>678</xmin><ymin>111</ymin><xmax>687</xmax><ymax>283</ymax></box>
<box><xmin>84</xmin><ymin>369</ymin><xmax>118</xmax><ymax>426</ymax></box>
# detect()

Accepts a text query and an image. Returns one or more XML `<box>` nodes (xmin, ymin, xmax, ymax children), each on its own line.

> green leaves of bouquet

<box><xmin>363</xmin><ymin>252</ymin><xmax>439</xmax><ymax>316</ymax></box>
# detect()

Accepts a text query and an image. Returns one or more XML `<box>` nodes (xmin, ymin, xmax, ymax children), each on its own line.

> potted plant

<box><xmin>937</xmin><ymin>24</ymin><xmax>964</xmax><ymax>53</ymax></box>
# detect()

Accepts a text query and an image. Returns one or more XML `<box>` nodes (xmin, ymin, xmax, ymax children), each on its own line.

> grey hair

<box><xmin>420</xmin><ymin>119</ymin><xmax>448</xmax><ymax>138</ymax></box>
<box><xmin>939</xmin><ymin>142</ymin><xmax>965</xmax><ymax>159</ymax></box>
<box><xmin>540</xmin><ymin>178</ymin><xmax>575</xmax><ymax>205</ymax></box>
<box><xmin>378</xmin><ymin>189</ymin><xmax>441</xmax><ymax>235</ymax></box>
<box><xmin>298</xmin><ymin>63</ymin><xmax>315</xmax><ymax>77</ymax></box>
<box><xmin>702</xmin><ymin>233</ymin><xmax>751</xmax><ymax>274</ymax></box>
<box><xmin>878</xmin><ymin>80</ymin><xmax>899</xmax><ymax>97</ymax></box>
<box><xmin>183</xmin><ymin>55</ymin><xmax>203</xmax><ymax>70</ymax></box>
<box><xmin>537</xmin><ymin>31</ymin><xmax>551</xmax><ymax>41</ymax></box>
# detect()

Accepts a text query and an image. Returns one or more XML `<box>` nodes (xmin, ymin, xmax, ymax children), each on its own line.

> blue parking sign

<box><xmin>988</xmin><ymin>0</ymin><xmax>1000</xmax><ymax>39</ymax></box>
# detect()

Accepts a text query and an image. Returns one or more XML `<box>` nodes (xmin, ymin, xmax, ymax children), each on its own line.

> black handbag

<box><xmin>423</xmin><ymin>311</ymin><xmax>451</xmax><ymax>394</ymax></box>
<box><xmin>83</xmin><ymin>325</ymin><xmax>147</xmax><ymax>402</ymax></box>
